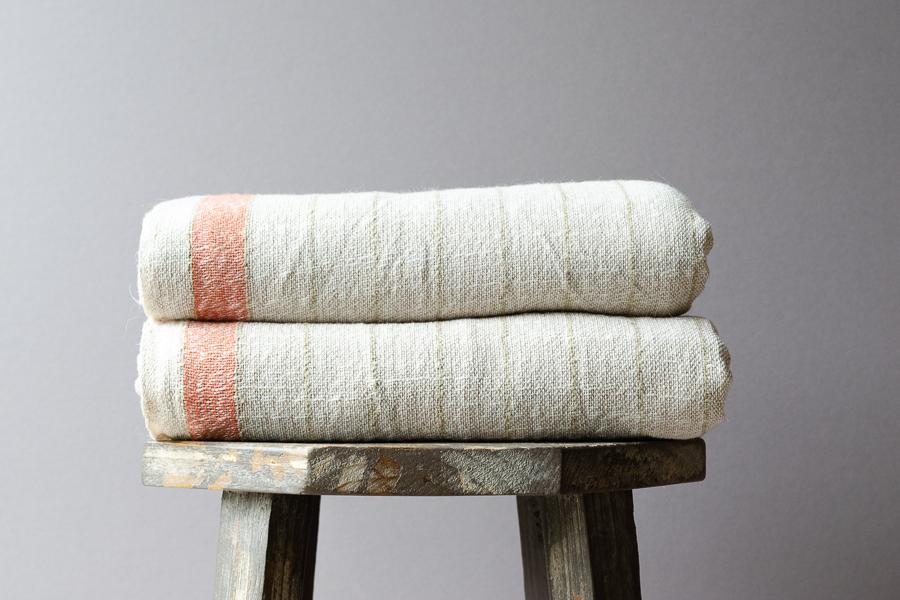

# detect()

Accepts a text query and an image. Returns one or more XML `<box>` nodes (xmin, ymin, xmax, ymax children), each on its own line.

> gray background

<box><xmin>1</xmin><ymin>1</ymin><xmax>897</xmax><ymax>598</ymax></box>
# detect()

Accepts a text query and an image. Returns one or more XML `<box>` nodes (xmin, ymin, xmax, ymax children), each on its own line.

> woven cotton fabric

<box><xmin>138</xmin><ymin>313</ymin><xmax>731</xmax><ymax>442</ymax></box>
<box><xmin>138</xmin><ymin>180</ymin><xmax>713</xmax><ymax>322</ymax></box>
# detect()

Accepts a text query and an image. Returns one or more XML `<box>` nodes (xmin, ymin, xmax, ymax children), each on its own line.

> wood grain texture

<box><xmin>583</xmin><ymin>492</ymin><xmax>641</xmax><ymax>598</ymax></box>
<box><xmin>517</xmin><ymin>492</ymin><xmax>641</xmax><ymax>600</ymax></box>
<box><xmin>214</xmin><ymin>492</ymin><xmax>319</xmax><ymax>600</ymax></box>
<box><xmin>518</xmin><ymin>495</ymin><xmax>592</xmax><ymax>600</ymax></box>
<box><xmin>142</xmin><ymin>440</ymin><xmax>705</xmax><ymax>496</ymax></box>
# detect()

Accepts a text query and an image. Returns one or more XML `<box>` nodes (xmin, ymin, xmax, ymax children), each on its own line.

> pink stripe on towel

<box><xmin>183</xmin><ymin>321</ymin><xmax>241</xmax><ymax>441</ymax></box>
<box><xmin>191</xmin><ymin>194</ymin><xmax>252</xmax><ymax>320</ymax></box>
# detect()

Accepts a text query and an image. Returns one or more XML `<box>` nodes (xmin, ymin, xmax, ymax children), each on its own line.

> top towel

<box><xmin>138</xmin><ymin>180</ymin><xmax>712</xmax><ymax>322</ymax></box>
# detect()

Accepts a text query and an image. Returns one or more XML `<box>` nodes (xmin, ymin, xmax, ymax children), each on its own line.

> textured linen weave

<box><xmin>138</xmin><ymin>313</ymin><xmax>731</xmax><ymax>442</ymax></box>
<box><xmin>138</xmin><ymin>180</ymin><xmax>713</xmax><ymax>322</ymax></box>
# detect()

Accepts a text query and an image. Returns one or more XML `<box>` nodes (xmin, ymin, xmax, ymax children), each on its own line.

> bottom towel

<box><xmin>138</xmin><ymin>313</ymin><xmax>731</xmax><ymax>442</ymax></box>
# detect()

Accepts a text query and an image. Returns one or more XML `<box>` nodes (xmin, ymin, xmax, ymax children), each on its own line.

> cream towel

<box><xmin>138</xmin><ymin>313</ymin><xmax>731</xmax><ymax>442</ymax></box>
<box><xmin>138</xmin><ymin>180</ymin><xmax>713</xmax><ymax>322</ymax></box>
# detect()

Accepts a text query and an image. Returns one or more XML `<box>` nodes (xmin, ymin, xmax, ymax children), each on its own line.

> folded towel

<box><xmin>139</xmin><ymin>180</ymin><xmax>712</xmax><ymax>322</ymax></box>
<box><xmin>138</xmin><ymin>313</ymin><xmax>730</xmax><ymax>442</ymax></box>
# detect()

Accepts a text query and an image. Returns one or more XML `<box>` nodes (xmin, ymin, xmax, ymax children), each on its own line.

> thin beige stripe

<box><xmin>370</xmin><ymin>192</ymin><xmax>382</xmax><ymax>321</ymax></box>
<box><xmin>693</xmin><ymin>318</ymin><xmax>710</xmax><ymax>435</ymax></box>
<box><xmin>557</xmin><ymin>184</ymin><xmax>574</xmax><ymax>310</ymax></box>
<box><xmin>500</xmin><ymin>318</ymin><xmax>513</xmax><ymax>436</ymax></box>
<box><xmin>616</xmin><ymin>181</ymin><xmax>639</xmax><ymax>314</ymax></box>
<box><xmin>307</xmin><ymin>195</ymin><xmax>319</xmax><ymax>320</ymax></box>
<box><xmin>433</xmin><ymin>321</ymin><xmax>447</xmax><ymax>434</ymax></box>
<box><xmin>466</xmin><ymin>319</ymin><xmax>487</xmax><ymax>431</ymax></box>
<box><xmin>496</xmin><ymin>187</ymin><xmax>510</xmax><ymax>313</ymax></box>
<box><xmin>564</xmin><ymin>314</ymin><xmax>585</xmax><ymax>434</ymax></box>
<box><xmin>433</xmin><ymin>190</ymin><xmax>445</xmax><ymax>319</ymax></box>
<box><xmin>367</xmin><ymin>324</ymin><xmax>384</xmax><ymax>436</ymax></box>
<box><xmin>685</xmin><ymin>207</ymin><xmax>703</xmax><ymax>313</ymax></box>
<box><xmin>628</xmin><ymin>318</ymin><xmax>647</xmax><ymax>436</ymax></box>
<box><xmin>302</xmin><ymin>323</ymin><xmax>315</xmax><ymax>435</ymax></box>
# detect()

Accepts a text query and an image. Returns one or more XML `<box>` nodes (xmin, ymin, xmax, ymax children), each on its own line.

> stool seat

<box><xmin>142</xmin><ymin>439</ymin><xmax>704</xmax><ymax>496</ymax></box>
<box><xmin>141</xmin><ymin>440</ymin><xmax>706</xmax><ymax>600</ymax></box>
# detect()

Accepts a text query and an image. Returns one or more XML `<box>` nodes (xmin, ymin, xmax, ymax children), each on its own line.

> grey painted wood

<box><xmin>518</xmin><ymin>495</ymin><xmax>593</xmax><ymax>600</ymax></box>
<box><xmin>261</xmin><ymin>494</ymin><xmax>320</xmax><ymax>600</ymax></box>
<box><xmin>582</xmin><ymin>492</ymin><xmax>641</xmax><ymax>598</ymax></box>
<box><xmin>142</xmin><ymin>439</ymin><xmax>704</xmax><ymax>496</ymax></box>
<box><xmin>517</xmin><ymin>492</ymin><xmax>641</xmax><ymax>600</ymax></box>
<box><xmin>214</xmin><ymin>491</ymin><xmax>320</xmax><ymax>600</ymax></box>
<box><xmin>215</xmin><ymin>492</ymin><xmax>272</xmax><ymax>600</ymax></box>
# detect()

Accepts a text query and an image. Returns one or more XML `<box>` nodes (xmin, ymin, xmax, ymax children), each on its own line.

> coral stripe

<box><xmin>183</xmin><ymin>321</ymin><xmax>241</xmax><ymax>441</ymax></box>
<box><xmin>191</xmin><ymin>194</ymin><xmax>252</xmax><ymax>320</ymax></box>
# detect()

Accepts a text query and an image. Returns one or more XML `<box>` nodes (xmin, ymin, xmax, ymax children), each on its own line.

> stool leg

<box><xmin>517</xmin><ymin>492</ymin><xmax>641</xmax><ymax>600</ymax></box>
<box><xmin>214</xmin><ymin>491</ymin><xmax>320</xmax><ymax>600</ymax></box>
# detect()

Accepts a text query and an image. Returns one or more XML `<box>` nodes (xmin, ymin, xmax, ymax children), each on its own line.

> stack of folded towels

<box><xmin>137</xmin><ymin>180</ymin><xmax>731</xmax><ymax>442</ymax></box>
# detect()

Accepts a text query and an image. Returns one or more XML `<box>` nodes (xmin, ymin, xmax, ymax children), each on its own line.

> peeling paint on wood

<box><xmin>141</xmin><ymin>440</ymin><xmax>705</xmax><ymax>496</ymax></box>
<box><xmin>148</xmin><ymin>441</ymin><xmax>704</xmax><ymax>598</ymax></box>
<box><xmin>215</xmin><ymin>492</ymin><xmax>319</xmax><ymax>600</ymax></box>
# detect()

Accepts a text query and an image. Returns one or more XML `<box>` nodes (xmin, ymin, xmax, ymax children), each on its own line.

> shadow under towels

<box><xmin>139</xmin><ymin>313</ymin><xmax>731</xmax><ymax>442</ymax></box>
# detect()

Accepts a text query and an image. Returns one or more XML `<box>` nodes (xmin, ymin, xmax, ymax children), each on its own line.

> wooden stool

<box><xmin>142</xmin><ymin>439</ymin><xmax>705</xmax><ymax>600</ymax></box>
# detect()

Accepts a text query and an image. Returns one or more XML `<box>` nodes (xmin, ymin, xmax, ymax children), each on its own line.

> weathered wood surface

<box><xmin>215</xmin><ymin>492</ymin><xmax>319</xmax><ymax>600</ymax></box>
<box><xmin>142</xmin><ymin>440</ymin><xmax>704</xmax><ymax>496</ymax></box>
<box><xmin>517</xmin><ymin>492</ymin><xmax>641</xmax><ymax>600</ymax></box>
